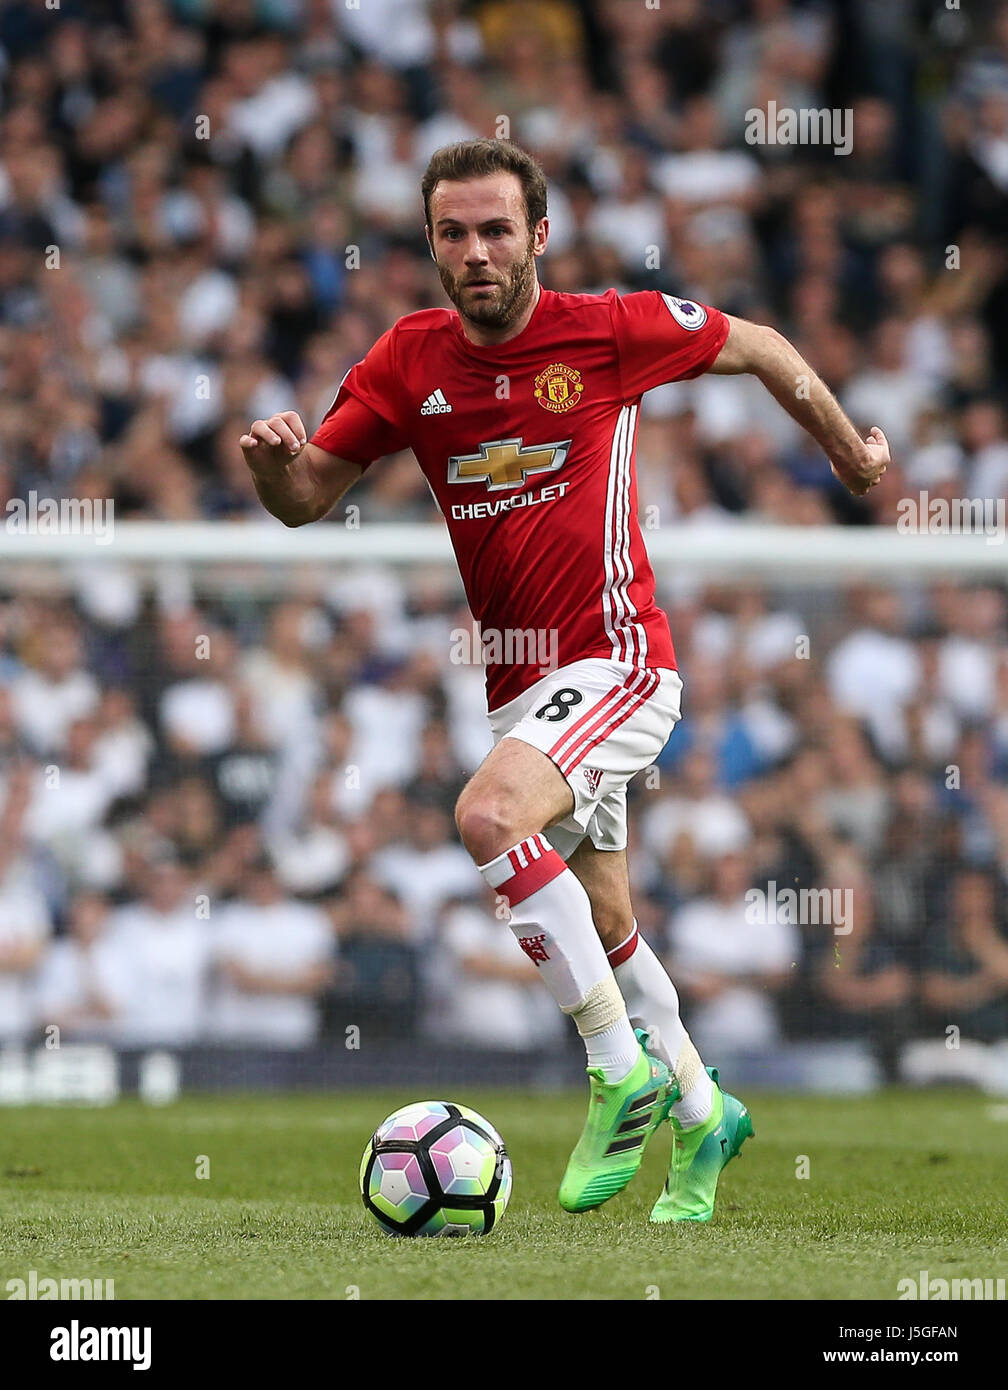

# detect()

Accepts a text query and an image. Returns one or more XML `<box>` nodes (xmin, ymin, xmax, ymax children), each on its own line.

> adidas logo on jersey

<box><xmin>421</xmin><ymin>389</ymin><xmax>452</xmax><ymax>415</ymax></box>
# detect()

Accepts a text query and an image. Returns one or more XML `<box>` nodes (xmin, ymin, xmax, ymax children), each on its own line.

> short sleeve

<box><xmin>611</xmin><ymin>291</ymin><xmax>729</xmax><ymax>398</ymax></box>
<box><xmin>309</xmin><ymin>325</ymin><xmax>410</xmax><ymax>469</ymax></box>
<box><xmin>310</xmin><ymin>393</ymin><xmax>407</xmax><ymax>470</ymax></box>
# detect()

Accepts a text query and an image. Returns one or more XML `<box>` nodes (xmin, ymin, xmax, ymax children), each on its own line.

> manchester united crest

<box><xmin>534</xmin><ymin>362</ymin><xmax>584</xmax><ymax>413</ymax></box>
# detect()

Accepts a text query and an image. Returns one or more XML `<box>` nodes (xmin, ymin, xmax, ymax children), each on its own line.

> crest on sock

<box><xmin>518</xmin><ymin>933</ymin><xmax>550</xmax><ymax>964</ymax></box>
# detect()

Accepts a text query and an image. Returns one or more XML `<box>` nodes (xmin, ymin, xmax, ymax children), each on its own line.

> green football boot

<box><xmin>559</xmin><ymin>1032</ymin><xmax>677</xmax><ymax>1213</ymax></box>
<box><xmin>650</xmin><ymin>1066</ymin><xmax>754</xmax><ymax>1224</ymax></box>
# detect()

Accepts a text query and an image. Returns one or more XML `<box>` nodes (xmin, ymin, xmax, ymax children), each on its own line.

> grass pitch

<box><xmin>0</xmin><ymin>1088</ymin><xmax>1006</xmax><ymax>1300</ymax></box>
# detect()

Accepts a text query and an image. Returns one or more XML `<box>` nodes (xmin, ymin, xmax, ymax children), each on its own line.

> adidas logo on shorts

<box><xmin>421</xmin><ymin>389</ymin><xmax>452</xmax><ymax>415</ymax></box>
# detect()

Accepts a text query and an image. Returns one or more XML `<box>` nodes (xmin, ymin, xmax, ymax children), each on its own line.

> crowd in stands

<box><xmin>0</xmin><ymin>0</ymin><xmax>1006</xmax><ymax>1063</ymax></box>
<box><xmin>0</xmin><ymin>578</ymin><xmax>1006</xmax><ymax>1066</ymax></box>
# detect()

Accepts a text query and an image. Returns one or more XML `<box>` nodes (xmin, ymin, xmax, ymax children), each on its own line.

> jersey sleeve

<box><xmin>309</xmin><ymin>325</ymin><xmax>410</xmax><ymax>469</ymax></box>
<box><xmin>611</xmin><ymin>291</ymin><xmax>729</xmax><ymax>398</ymax></box>
<box><xmin>310</xmin><ymin>392</ymin><xmax>406</xmax><ymax>470</ymax></box>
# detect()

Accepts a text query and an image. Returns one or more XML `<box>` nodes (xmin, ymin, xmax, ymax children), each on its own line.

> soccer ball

<box><xmin>360</xmin><ymin>1100</ymin><xmax>512</xmax><ymax>1236</ymax></box>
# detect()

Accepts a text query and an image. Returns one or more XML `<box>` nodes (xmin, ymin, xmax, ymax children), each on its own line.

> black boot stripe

<box><xmin>627</xmin><ymin>1088</ymin><xmax>659</xmax><ymax>1113</ymax></box>
<box><xmin>605</xmin><ymin>1134</ymin><xmax>646</xmax><ymax>1155</ymax></box>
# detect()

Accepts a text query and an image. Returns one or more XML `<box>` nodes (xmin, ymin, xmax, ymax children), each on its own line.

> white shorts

<box><xmin>486</xmin><ymin>659</ymin><xmax>684</xmax><ymax>858</ymax></box>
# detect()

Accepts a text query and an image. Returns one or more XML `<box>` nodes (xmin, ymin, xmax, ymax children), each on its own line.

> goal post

<box><xmin>0</xmin><ymin>521</ymin><xmax>1003</xmax><ymax>575</ymax></box>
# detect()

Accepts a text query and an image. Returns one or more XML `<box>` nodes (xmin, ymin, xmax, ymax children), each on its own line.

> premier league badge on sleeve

<box><xmin>661</xmin><ymin>294</ymin><xmax>708</xmax><ymax>330</ymax></box>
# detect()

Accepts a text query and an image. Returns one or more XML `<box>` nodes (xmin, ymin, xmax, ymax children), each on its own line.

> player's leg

<box><xmin>564</xmin><ymin>840</ymin><xmax>709</xmax><ymax>1112</ymax></box>
<box><xmin>455</xmin><ymin>736</ymin><xmax>642</xmax><ymax>1082</ymax></box>
<box><xmin>564</xmin><ymin>812</ymin><xmax>754</xmax><ymax>1221</ymax></box>
<box><xmin>455</xmin><ymin>735</ymin><xmax>675</xmax><ymax>1211</ymax></box>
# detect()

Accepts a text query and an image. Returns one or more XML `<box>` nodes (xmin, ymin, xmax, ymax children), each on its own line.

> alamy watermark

<box><xmin>745</xmin><ymin>881</ymin><xmax>853</xmax><ymax>935</ymax></box>
<box><xmin>7</xmin><ymin>1269</ymin><xmax>115</xmax><ymax>1299</ymax></box>
<box><xmin>50</xmin><ymin>1320</ymin><xmax>150</xmax><ymax>1371</ymax></box>
<box><xmin>896</xmin><ymin>492</ymin><xmax>1005</xmax><ymax>545</ymax></box>
<box><xmin>5</xmin><ymin>492</ymin><xmax>114</xmax><ymax>545</ymax></box>
<box><xmin>449</xmin><ymin>620</ymin><xmax>559</xmax><ymax>675</ymax></box>
<box><xmin>744</xmin><ymin>101</ymin><xmax>853</xmax><ymax>156</ymax></box>
<box><xmin>897</xmin><ymin>1270</ymin><xmax>1005</xmax><ymax>1300</ymax></box>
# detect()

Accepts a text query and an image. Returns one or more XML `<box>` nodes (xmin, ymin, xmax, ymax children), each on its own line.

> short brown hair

<box><xmin>421</xmin><ymin>139</ymin><xmax>548</xmax><ymax>232</ymax></box>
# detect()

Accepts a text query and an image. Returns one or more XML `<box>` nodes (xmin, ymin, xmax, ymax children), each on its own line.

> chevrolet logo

<box><xmin>447</xmin><ymin>437</ymin><xmax>571</xmax><ymax>491</ymax></box>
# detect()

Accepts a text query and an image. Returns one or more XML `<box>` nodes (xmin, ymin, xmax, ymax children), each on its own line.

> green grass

<box><xmin>0</xmin><ymin>1088</ymin><xmax>1006</xmax><ymax>1299</ymax></box>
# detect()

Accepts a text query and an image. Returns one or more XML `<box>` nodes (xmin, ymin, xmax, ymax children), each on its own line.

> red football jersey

<box><xmin>311</xmin><ymin>287</ymin><xmax>728</xmax><ymax>711</ymax></box>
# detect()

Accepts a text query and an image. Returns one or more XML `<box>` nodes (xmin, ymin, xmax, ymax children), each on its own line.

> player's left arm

<box><xmin>707</xmin><ymin>315</ymin><xmax>889</xmax><ymax>497</ymax></box>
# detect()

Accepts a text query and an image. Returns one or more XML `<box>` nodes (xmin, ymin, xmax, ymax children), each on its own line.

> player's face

<box><xmin>427</xmin><ymin>175</ymin><xmax>547</xmax><ymax>333</ymax></box>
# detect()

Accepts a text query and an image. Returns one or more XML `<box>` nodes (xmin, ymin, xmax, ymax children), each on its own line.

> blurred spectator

<box><xmin>102</xmin><ymin>859</ymin><xmax>211</xmax><ymax>1048</ymax></box>
<box><xmin>341</xmin><ymin>653</ymin><xmax>433</xmax><ymax>792</ymax></box>
<box><xmin>170</xmin><ymin>774</ymin><xmax>225</xmax><ymax>870</ymax></box>
<box><xmin>923</xmin><ymin>867</ymin><xmax>1008</xmax><ymax>1041</ymax></box>
<box><xmin>330</xmin><ymin>867</ymin><xmax>411</xmax><ymax>946</ymax></box>
<box><xmin>158</xmin><ymin>620</ymin><xmax>239</xmax><ymax>759</ymax></box>
<box><xmin>328</xmin><ymin>866</ymin><xmax>420</xmax><ymax>1035</ymax></box>
<box><xmin>269</xmin><ymin>771</ymin><xmax>350</xmax><ymax>898</ymax></box>
<box><xmin>426</xmin><ymin>887</ymin><xmax>565</xmax><ymax>1050</ymax></box>
<box><xmin>666</xmin><ymin>850</ymin><xmax>799</xmax><ymax>1053</ymax></box>
<box><xmin>239</xmin><ymin>601</ymin><xmax>323</xmax><ymax>750</ymax></box>
<box><xmin>33</xmin><ymin>892</ymin><xmax>124</xmax><ymax>1043</ymax></box>
<box><xmin>642</xmin><ymin>746</ymin><xmax>753</xmax><ymax>860</ymax></box>
<box><xmin>203</xmin><ymin>685</ymin><xmax>281</xmax><ymax>827</ymax></box>
<box><xmin>826</xmin><ymin>589</ymin><xmax>921</xmax><ymax>759</ymax></box>
<box><xmin>25</xmin><ymin>718</ymin><xmax>121</xmax><ymax>889</ymax></box>
<box><xmin>10</xmin><ymin>617</ymin><xmax>99</xmax><ymax>756</ymax></box>
<box><xmin>813</xmin><ymin>872</ymin><xmax>914</xmax><ymax>1080</ymax></box>
<box><xmin>210</xmin><ymin>856</ymin><xmax>334</xmax><ymax>1048</ymax></box>
<box><xmin>0</xmin><ymin>833</ymin><xmax>52</xmax><ymax>1044</ymax></box>
<box><xmin>841</xmin><ymin>318</ymin><xmax>935</xmax><ymax>458</ymax></box>
<box><xmin>371</xmin><ymin>792</ymin><xmax>480</xmax><ymax>940</ymax></box>
<box><xmin>92</xmin><ymin>688</ymin><xmax>154</xmax><ymax>802</ymax></box>
<box><xmin>403</xmin><ymin>718</ymin><xmax>466</xmax><ymax>813</ymax></box>
<box><xmin>813</xmin><ymin>718</ymin><xmax>891</xmax><ymax>854</ymax></box>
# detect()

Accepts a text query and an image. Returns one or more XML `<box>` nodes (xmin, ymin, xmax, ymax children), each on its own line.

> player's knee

<box><xmin>454</xmin><ymin>789</ymin><xmax>522</xmax><ymax>865</ymax></box>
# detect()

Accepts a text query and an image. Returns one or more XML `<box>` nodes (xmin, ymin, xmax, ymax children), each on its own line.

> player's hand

<box><xmin>239</xmin><ymin>412</ymin><xmax>308</xmax><ymax>469</ymax></box>
<box><xmin>831</xmin><ymin>427</ymin><xmax>890</xmax><ymax>497</ymax></box>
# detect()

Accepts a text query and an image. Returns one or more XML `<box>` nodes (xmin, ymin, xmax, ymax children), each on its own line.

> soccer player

<box><xmin>240</xmin><ymin>140</ymin><xmax>889</xmax><ymax>1223</ymax></box>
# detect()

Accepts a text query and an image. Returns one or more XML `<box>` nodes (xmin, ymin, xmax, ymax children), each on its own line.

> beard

<box><xmin>438</xmin><ymin>236</ymin><xmax>538</xmax><ymax>331</ymax></box>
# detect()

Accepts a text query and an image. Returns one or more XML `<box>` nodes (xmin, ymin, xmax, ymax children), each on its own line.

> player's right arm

<box><xmin>240</xmin><ymin>412</ymin><xmax>362</xmax><ymax>527</ymax></box>
<box><xmin>242</xmin><ymin>327</ymin><xmax>410</xmax><ymax>525</ymax></box>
